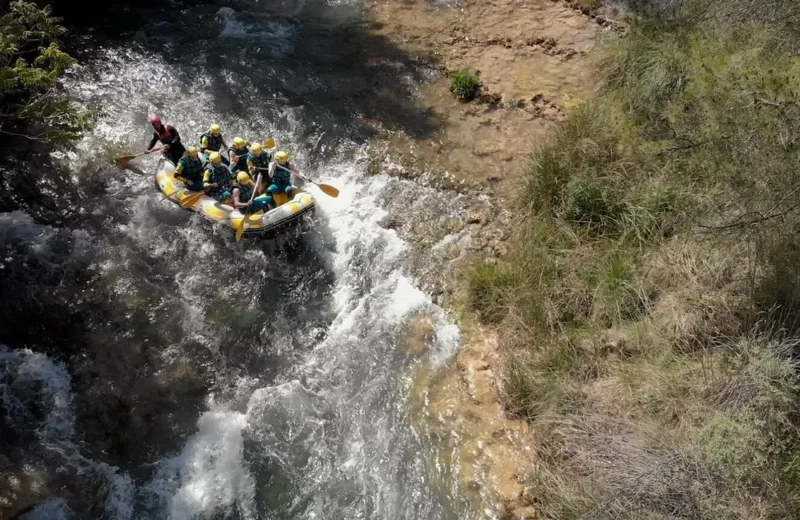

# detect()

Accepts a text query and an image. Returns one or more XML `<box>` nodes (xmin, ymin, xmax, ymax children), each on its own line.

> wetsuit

<box><xmin>148</xmin><ymin>124</ymin><xmax>185</xmax><ymax>165</ymax></box>
<box><xmin>232</xmin><ymin>179</ymin><xmax>273</xmax><ymax>213</ymax></box>
<box><xmin>203</xmin><ymin>163</ymin><xmax>232</xmax><ymax>202</ymax></box>
<box><xmin>175</xmin><ymin>155</ymin><xmax>205</xmax><ymax>191</ymax></box>
<box><xmin>268</xmin><ymin>162</ymin><xmax>294</xmax><ymax>201</ymax></box>
<box><xmin>200</xmin><ymin>132</ymin><xmax>229</xmax><ymax>165</ymax></box>
<box><xmin>228</xmin><ymin>145</ymin><xmax>250</xmax><ymax>173</ymax></box>
<box><xmin>247</xmin><ymin>150</ymin><xmax>271</xmax><ymax>174</ymax></box>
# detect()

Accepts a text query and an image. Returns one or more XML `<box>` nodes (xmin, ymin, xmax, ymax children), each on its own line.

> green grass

<box><xmin>449</xmin><ymin>68</ymin><xmax>481</xmax><ymax>101</ymax></box>
<box><xmin>465</xmin><ymin>2</ymin><xmax>800</xmax><ymax>516</ymax></box>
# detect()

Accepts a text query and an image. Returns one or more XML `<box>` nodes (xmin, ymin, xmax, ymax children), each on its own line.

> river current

<box><xmin>1</xmin><ymin>1</ymin><xmax>470</xmax><ymax>518</ymax></box>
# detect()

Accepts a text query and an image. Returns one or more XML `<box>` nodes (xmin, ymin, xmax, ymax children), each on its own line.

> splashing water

<box><xmin>3</xmin><ymin>1</ymin><xmax>475</xmax><ymax>518</ymax></box>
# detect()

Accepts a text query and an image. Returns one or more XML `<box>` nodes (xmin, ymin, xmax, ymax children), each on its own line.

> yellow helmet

<box><xmin>233</xmin><ymin>137</ymin><xmax>246</xmax><ymax>148</ymax></box>
<box><xmin>236</xmin><ymin>172</ymin><xmax>253</xmax><ymax>184</ymax></box>
<box><xmin>210</xmin><ymin>124</ymin><xmax>222</xmax><ymax>136</ymax></box>
<box><xmin>275</xmin><ymin>151</ymin><xmax>289</xmax><ymax>164</ymax></box>
<box><xmin>236</xmin><ymin>171</ymin><xmax>252</xmax><ymax>184</ymax></box>
<box><xmin>251</xmin><ymin>143</ymin><xmax>262</xmax><ymax>155</ymax></box>
<box><xmin>186</xmin><ymin>146</ymin><xmax>198</xmax><ymax>157</ymax></box>
<box><xmin>209</xmin><ymin>152</ymin><xmax>222</xmax><ymax>164</ymax></box>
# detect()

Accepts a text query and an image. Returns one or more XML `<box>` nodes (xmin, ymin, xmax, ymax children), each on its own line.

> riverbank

<box><xmin>372</xmin><ymin>0</ymin><xmax>800</xmax><ymax>518</ymax></box>
<box><xmin>360</xmin><ymin>0</ymin><xmax>608</xmax><ymax>516</ymax></box>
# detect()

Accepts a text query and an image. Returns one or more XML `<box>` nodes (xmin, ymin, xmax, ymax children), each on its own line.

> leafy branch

<box><xmin>0</xmin><ymin>1</ymin><xmax>99</xmax><ymax>148</ymax></box>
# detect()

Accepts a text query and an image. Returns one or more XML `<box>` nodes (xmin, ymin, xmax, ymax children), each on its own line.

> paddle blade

<box><xmin>316</xmin><ymin>183</ymin><xmax>339</xmax><ymax>198</ymax></box>
<box><xmin>114</xmin><ymin>155</ymin><xmax>138</xmax><ymax>168</ymax></box>
<box><xmin>235</xmin><ymin>218</ymin><xmax>246</xmax><ymax>242</ymax></box>
<box><xmin>264</xmin><ymin>138</ymin><xmax>275</xmax><ymax>149</ymax></box>
<box><xmin>180</xmin><ymin>190</ymin><xmax>206</xmax><ymax>209</ymax></box>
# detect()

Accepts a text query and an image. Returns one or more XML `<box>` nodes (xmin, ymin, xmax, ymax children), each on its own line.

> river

<box><xmin>0</xmin><ymin>1</ymin><xmax>473</xmax><ymax>518</ymax></box>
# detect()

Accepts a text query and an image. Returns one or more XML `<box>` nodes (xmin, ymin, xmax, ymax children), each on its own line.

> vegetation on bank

<box><xmin>0</xmin><ymin>1</ymin><xmax>96</xmax><ymax>147</ymax></box>
<box><xmin>450</xmin><ymin>68</ymin><xmax>481</xmax><ymax>101</ymax></box>
<box><xmin>468</xmin><ymin>1</ymin><xmax>800</xmax><ymax>517</ymax></box>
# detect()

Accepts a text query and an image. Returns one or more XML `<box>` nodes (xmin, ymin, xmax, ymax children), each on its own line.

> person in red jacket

<box><xmin>145</xmin><ymin>115</ymin><xmax>186</xmax><ymax>165</ymax></box>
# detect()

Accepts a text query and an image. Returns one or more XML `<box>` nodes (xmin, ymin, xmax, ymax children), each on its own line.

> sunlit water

<box><xmin>2</xmin><ymin>1</ymin><xmax>471</xmax><ymax>519</ymax></box>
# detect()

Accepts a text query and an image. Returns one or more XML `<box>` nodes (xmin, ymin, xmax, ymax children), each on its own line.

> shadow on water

<box><xmin>60</xmin><ymin>0</ymin><xmax>442</xmax><ymax>153</ymax></box>
<box><xmin>0</xmin><ymin>0</ymin><xmax>453</xmax><ymax>518</ymax></box>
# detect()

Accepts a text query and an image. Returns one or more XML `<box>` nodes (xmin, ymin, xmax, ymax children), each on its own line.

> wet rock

<box><xmin>379</xmin><ymin>215</ymin><xmax>402</xmax><ymax>230</ymax></box>
<box><xmin>399</xmin><ymin>313</ymin><xmax>435</xmax><ymax>357</ymax></box>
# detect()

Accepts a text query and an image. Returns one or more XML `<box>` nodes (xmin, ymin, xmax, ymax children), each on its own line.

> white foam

<box><xmin>387</xmin><ymin>275</ymin><xmax>431</xmax><ymax>320</ymax></box>
<box><xmin>0</xmin><ymin>347</ymin><xmax>135</xmax><ymax>520</ymax></box>
<box><xmin>142</xmin><ymin>409</ymin><xmax>254</xmax><ymax>520</ymax></box>
<box><xmin>217</xmin><ymin>7</ymin><xmax>295</xmax><ymax>53</ymax></box>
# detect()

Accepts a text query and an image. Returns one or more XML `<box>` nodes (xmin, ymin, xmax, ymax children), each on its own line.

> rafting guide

<box><xmin>113</xmin><ymin>114</ymin><xmax>340</xmax><ymax>241</ymax></box>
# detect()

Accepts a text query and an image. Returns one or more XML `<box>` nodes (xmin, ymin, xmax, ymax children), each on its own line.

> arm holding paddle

<box><xmin>203</xmin><ymin>169</ymin><xmax>219</xmax><ymax>189</ymax></box>
<box><xmin>285</xmin><ymin>162</ymin><xmax>307</xmax><ymax>181</ymax></box>
<box><xmin>115</xmin><ymin>145</ymin><xmax>166</xmax><ymax>168</ymax></box>
<box><xmin>259</xmin><ymin>164</ymin><xmax>339</xmax><ymax>198</ymax></box>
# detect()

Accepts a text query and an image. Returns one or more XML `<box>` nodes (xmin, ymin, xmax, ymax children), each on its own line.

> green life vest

<box><xmin>205</xmin><ymin>163</ymin><xmax>230</xmax><ymax>186</ymax></box>
<box><xmin>273</xmin><ymin>162</ymin><xmax>292</xmax><ymax>185</ymax></box>
<box><xmin>201</xmin><ymin>132</ymin><xmax>224</xmax><ymax>152</ymax></box>
<box><xmin>177</xmin><ymin>155</ymin><xmax>204</xmax><ymax>183</ymax></box>
<box><xmin>229</xmin><ymin>145</ymin><xmax>249</xmax><ymax>171</ymax></box>
<box><xmin>233</xmin><ymin>181</ymin><xmax>254</xmax><ymax>203</ymax></box>
<box><xmin>247</xmin><ymin>151</ymin><xmax>270</xmax><ymax>170</ymax></box>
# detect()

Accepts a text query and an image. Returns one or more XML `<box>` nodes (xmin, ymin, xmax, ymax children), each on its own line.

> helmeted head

<box><xmin>186</xmin><ymin>146</ymin><xmax>198</xmax><ymax>158</ymax></box>
<box><xmin>233</xmin><ymin>137</ymin><xmax>246</xmax><ymax>149</ymax></box>
<box><xmin>237</xmin><ymin>171</ymin><xmax>252</xmax><ymax>185</ymax></box>
<box><xmin>209</xmin><ymin>152</ymin><xmax>222</xmax><ymax>164</ymax></box>
<box><xmin>210</xmin><ymin>124</ymin><xmax>222</xmax><ymax>136</ymax></box>
<box><xmin>149</xmin><ymin>115</ymin><xmax>162</xmax><ymax>129</ymax></box>
<box><xmin>250</xmin><ymin>143</ymin><xmax>263</xmax><ymax>156</ymax></box>
<box><xmin>275</xmin><ymin>151</ymin><xmax>289</xmax><ymax>165</ymax></box>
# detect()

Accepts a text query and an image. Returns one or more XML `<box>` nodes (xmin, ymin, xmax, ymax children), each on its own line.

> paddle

<box><xmin>256</xmin><ymin>165</ymin><xmax>339</xmax><ymax>198</ymax></box>
<box><xmin>235</xmin><ymin>172</ymin><xmax>262</xmax><ymax>242</ymax></box>
<box><xmin>115</xmin><ymin>146</ymin><xmax>165</xmax><ymax>168</ymax></box>
<box><xmin>180</xmin><ymin>189</ymin><xmax>207</xmax><ymax>209</ymax></box>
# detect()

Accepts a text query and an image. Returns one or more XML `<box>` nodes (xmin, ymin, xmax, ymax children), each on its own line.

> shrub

<box><xmin>0</xmin><ymin>1</ymin><xmax>99</xmax><ymax>147</ymax></box>
<box><xmin>561</xmin><ymin>176</ymin><xmax>627</xmax><ymax>234</ymax></box>
<box><xmin>449</xmin><ymin>68</ymin><xmax>480</xmax><ymax>101</ymax></box>
<box><xmin>467</xmin><ymin>262</ymin><xmax>518</xmax><ymax>323</ymax></box>
<box><xmin>466</xmin><ymin>1</ymin><xmax>800</xmax><ymax>516</ymax></box>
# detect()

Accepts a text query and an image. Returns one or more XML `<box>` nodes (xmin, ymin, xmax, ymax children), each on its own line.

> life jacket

<box><xmin>273</xmin><ymin>162</ymin><xmax>292</xmax><ymax>185</ymax></box>
<box><xmin>247</xmin><ymin>151</ymin><xmax>270</xmax><ymax>171</ymax></box>
<box><xmin>178</xmin><ymin>155</ymin><xmax>204</xmax><ymax>183</ymax></box>
<box><xmin>233</xmin><ymin>181</ymin><xmax>254</xmax><ymax>203</ymax></box>
<box><xmin>200</xmin><ymin>132</ymin><xmax>224</xmax><ymax>152</ymax></box>
<box><xmin>229</xmin><ymin>145</ymin><xmax>249</xmax><ymax>171</ymax></box>
<box><xmin>204</xmin><ymin>163</ymin><xmax>231</xmax><ymax>186</ymax></box>
<box><xmin>155</xmin><ymin>124</ymin><xmax>174</xmax><ymax>144</ymax></box>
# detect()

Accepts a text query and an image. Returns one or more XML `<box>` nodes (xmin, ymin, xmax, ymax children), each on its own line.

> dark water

<box><xmin>0</xmin><ymin>1</ymin><xmax>469</xmax><ymax>519</ymax></box>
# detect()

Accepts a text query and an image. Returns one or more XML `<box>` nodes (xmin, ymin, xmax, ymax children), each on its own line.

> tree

<box><xmin>0</xmin><ymin>1</ymin><xmax>98</xmax><ymax>147</ymax></box>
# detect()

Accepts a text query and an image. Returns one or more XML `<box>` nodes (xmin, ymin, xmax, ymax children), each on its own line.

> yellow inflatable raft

<box><xmin>154</xmin><ymin>160</ymin><xmax>315</xmax><ymax>236</ymax></box>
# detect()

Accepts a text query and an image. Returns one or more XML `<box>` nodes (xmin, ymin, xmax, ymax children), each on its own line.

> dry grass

<box><xmin>466</xmin><ymin>2</ymin><xmax>800</xmax><ymax>516</ymax></box>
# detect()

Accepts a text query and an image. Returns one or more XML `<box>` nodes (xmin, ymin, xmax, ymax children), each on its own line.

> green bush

<box><xmin>561</xmin><ymin>176</ymin><xmax>627</xmax><ymax>234</ymax></box>
<box><xmin>0</xmin><ymin>1</ymin><xmax>99</xmax><ymax>147</ymax></box>
<box><xmin>467</xmin><ymin>262</ymin><xmax>518</xmax><ymax>323</ymax></box>
<box><xmin>449</xmin><ymin>68</ymin><xmax>481</xmax><ymax>101</ymax></box>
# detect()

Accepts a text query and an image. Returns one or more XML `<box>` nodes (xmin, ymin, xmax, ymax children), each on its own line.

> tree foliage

<box><xmin>0</xmin><ymin>1</ymin><xmax>97</xmax><ymax>147</ymax></box>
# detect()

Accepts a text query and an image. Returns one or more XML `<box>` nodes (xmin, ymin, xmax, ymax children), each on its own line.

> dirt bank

<box><xmin>366</xmin><ymin>0</ymin><xmax>605</xmax><ymax>198</ymax></box>
<box><xmin>363</xmin><ymin>0</ymin><xmax>606</xmax><ymax>516</ymax></box>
